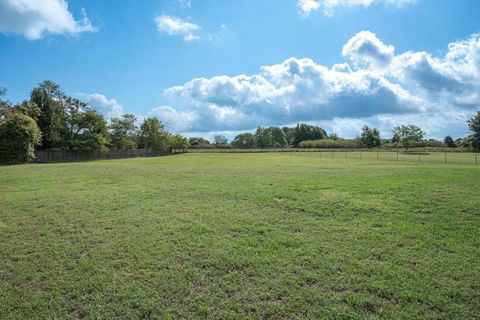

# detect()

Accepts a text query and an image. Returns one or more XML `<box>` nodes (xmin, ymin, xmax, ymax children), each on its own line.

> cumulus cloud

<box><xmin>150</xmin><ymin>31</ymin><xmax>479</xmax><ymax>138</ymax></box>
<box><xmin>154</xmin><ymin>14</ymin><xmax>199</xmax><ymax>42</ymax></box>
<box><xmin>342</xmin><ymin>31</ymin><xmax>395</xmax><ymax>68</ymax></box>
<box><xmin>298</xmin><ymin>0</ymin><xmax>415</xmax><ymax>17</ymax></box>
<box><xmin>81</xmin><ymin>93</ymin><xmax>124</xmax><ymax>119</ymax></box>
<box><xmin>0</xmin><ymin>0</ymin><xmax>96</xmax><ymax>40</ymax></box>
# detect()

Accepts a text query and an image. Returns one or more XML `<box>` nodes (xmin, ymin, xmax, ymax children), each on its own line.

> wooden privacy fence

<box><xmin>34</xmin><ymin>149</ymin><xmax>172</xmax><ymax>163</ymax></box>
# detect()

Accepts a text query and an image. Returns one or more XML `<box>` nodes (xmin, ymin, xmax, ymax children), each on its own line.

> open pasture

<box><xmin>1</xmin><ymin>153</ymin><xmax>479</xmax><ymax>319</ymax></box>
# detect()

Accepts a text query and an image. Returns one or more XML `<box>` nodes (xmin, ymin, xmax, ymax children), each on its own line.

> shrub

<box><xmin>299</xmin><ymin>139</ymin><xmax>360</xmax><ymax>148</ymax></box>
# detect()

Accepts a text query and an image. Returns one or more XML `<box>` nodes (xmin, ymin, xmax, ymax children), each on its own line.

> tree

<box><xmin>444</xmin><ymin>135</ymin><xmax>456</xmax><ymax>148</ymax></box>
<box><xmin>0</xmin><ymin>112</ymin><xmax>41</xmax><ymax>163</ymax></box>
<box><xmin>0</xmin><ymin>87</ymin><xmax>10</xmax><ymax>118</ymax></box>
<box><xmin>359</xmin><ymin>125</ymin><xmax>381</xmax><ymax>148</ymax></box>
<box><xmin>231</xmin><ymin>133</ymin><xmax>257</xmax><ymax>148</ymax></box>
<box><xmin>30</xmin><ymin>80</ymin><xmax>67</xmax><ymax>149</ymax></box>
<box><xmin>467</xmin><ymin>111</ymin><xmax>480</xmax><ymax>151</ymax></box>
<box><xmin>328</xmin><ymin>133</ymin><xmax>341</xmax><ymax>140</ymax></box>
<box><xmin>268</xmin><ymin>127</ymin><xmax>287</xmax><ymax>148</ymax></box>
<box><xmin>109</xmin><ymin>114</ymin><xmax>138</xmax><ymax>150</ymax></box>
<box><xmin>189</xmin><ymin>137</ymin><xmax>210</xmax><ymax>146</ymax></box>
<box><xmin>293</xmin><ymin>124</ymin><xmax>327</xmax><ymax>146</ymax></box>
<box><xmin>213</xmin><ymin>134</ymin><xmax>228</xmax><ymax>145</ymax></box>
<box><xmin>138</xmin><ymin>117</ymin><xmax>170</xmax><ymax>150</ymax></box>
<box><xmin>67</xmin><ymin>109</ymin><xmax>109</xmax><ymax>152</ymax></box>
<box><xmin>392</xmin><ymin>124</ymin><xmax>424</xmax><ymax>152</ymax></box>
<box><xmin>282</xmin><ymin>127</ymin><xmax>295</xmax><ymax>146</ymax></box>
<box><xmin>169</xmin><ymin>133</ymin><xmax>189</xmax><ymax>149</ymax></box>
<box><xmin>255</xmin><ymin>126</ymin><xmax>272</xmax><ymax>148</ymax></box>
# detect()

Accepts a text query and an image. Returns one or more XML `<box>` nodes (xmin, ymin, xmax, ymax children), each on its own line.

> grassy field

<box><xmin>1</xmin><ymin>153</ymin><xmax>479</xmax><ymax>319</ymax></box>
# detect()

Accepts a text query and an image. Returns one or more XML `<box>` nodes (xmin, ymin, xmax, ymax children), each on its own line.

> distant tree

<box><xmin>30</xmin><ymin>80</ymin><xmax>67</xmax><ymax>149</ymax></box>
<box><xmin>213</xmin><ymin>134</ymin><xmax>228</xmax><ymax>145</ymax></box>
<box><xmin>444</xmin><ymin>135</ymin><xmax>456</xmax><ymax>148</ymax></box>
<box><xmin>392</xmin><ymin>124</ymin><xmax>424</xmax><ymax>152</ymax></box>
<box><xmin>328</xmin><ymin>133</ymin><xmax>341</xmax><ymax>140</ymax></box>
<box><xmin>138</xmin><ymin>117</ymin><xmax>170</xmax><ymax>151</ymax></box>
<box><xmin>282</xmin><ymin>127</ymin><xmax>295</xmax><ymax>146</ymax></box>
<box><xmin>467</xmin><ymin>111</ymin><xmax>480</xmax><ymax>151</ymax></box>
<box><xmin>0</xmin><ymin>112</ymin><xmax>41</xmax><ymax>163</ymax></box>
<box><xmin>189</xmin><ymin>137</ymin><xmax>210</xmax><ymax>146</ymax></box>
<box><xmin>268</xmin><ymin>127</ymin><xmax>287</xmax><ymax>147</ymax></box>
<box><xmin>255</xmin><ymin>126</ymin><xmax>272</xmax><ymax>148</ymax></box>
<box><xmin>169</xmin><ymin>133</ymin><xmax>190</xmax><ymax>149</ymax></box>
<box><xmin>231</xmin><ymin>133</ymin><xmax>257</xmax><ymax>148</ymax></box>
<box><xmin>359</xmin><ymin>125</ymin><xmax>381</xmax><ymax>148</ymax></box>
<box><xmin>109</xmin><ymin>114</ymin><xmax>138</xmax><ymax>150</ymax></box>
<box><xmin>293</xmin><ymin>124</ymin><xmax>327</xmax><ymax>146</ymax></box>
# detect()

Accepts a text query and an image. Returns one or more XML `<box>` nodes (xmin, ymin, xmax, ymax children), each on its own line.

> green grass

<box><xmin>1</xmin><ymin>153</ymin><xmax>479</xmax><ymax>319</ymax></box>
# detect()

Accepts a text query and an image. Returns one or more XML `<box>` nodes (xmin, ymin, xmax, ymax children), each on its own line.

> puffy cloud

<box><xmin>150</xmin><ymin>31</ymin><xmax>478</xmax><ymax>138</ymax></box>
<box><xmin>0</xmin><ymin>0</ymin><xmax>96</xmax><ymax>40</ymax></box>
<box><xmin>81</xmin><ymin>93</ymin><xmax>124</xmax><ymax>119</ymax></box>
<box><xmin>342</xmin><ymin>31</ymin><xmax>394</xmax><ymax>68</ymax></box>
<box><xmin>298</xmin><ymin>0</ymin><xmax>415</xmax><ymax>17</ymax></box>
<box><xmin>154</xmin><ymin>15</ymin><xmax>199</xmax><ymax>42</ymax></box>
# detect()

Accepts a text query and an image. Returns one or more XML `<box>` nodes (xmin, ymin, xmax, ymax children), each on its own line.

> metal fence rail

<box><xmin>172</xmin><ymin>148</ymin><xmax>479</xmax><ymax>165</ymax></box>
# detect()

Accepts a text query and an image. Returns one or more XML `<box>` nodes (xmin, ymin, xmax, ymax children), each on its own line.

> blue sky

<box><xmin>1</xmin><ymin>0</ymin><xmax>479</xmax><ymax>140</ymax></box>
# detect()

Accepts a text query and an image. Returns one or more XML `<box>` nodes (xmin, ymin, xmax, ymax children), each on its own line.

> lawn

<box><xmin>1</xmin><ymin>153</ymin><xmax>479</xmax><ymax>319</ymax></box>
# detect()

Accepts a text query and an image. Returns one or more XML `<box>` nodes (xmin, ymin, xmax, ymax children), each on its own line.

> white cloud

<box><xmin>149</xmin><ymin>31</ymin><xmax>479</xmax><ymax>139</ymax></box>
<box><xmin>154</xmin><ymin>14</ymin><xmax>199</xmax><ymax>42</ymax></box>
<box><xmin>81</xmin><ymin>93</ymin><xmax>124</xmax><ymax>119</ymax></box>
<box><xmin>298</xmin><ymin>0</ymin><xmax>415</xmax><ymax>17</ymax></box>
<box><xmin>298</xmin><ymin>0</ymin><xmax>321</xmax><ymax>17</ymax></box>
<box><xmin>0</xmin><ymin>0</ymin><xmax>96</xmax><ymax>40</ymax></box>
<box><xmin>342</xmin><ymin>31</ymin><xmax>395</xmax><ymax>68</ymax></box>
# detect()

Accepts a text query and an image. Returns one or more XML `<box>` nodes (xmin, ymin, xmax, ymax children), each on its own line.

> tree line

<box><xmin>0</xmin><ymin>81</ymin><xmax>188</xmax><ymax>163</ymax></box>
<box><xmin>188</xmin><ymin>117</ymin><xmax>480</xmax><ymax>152</ymax></box>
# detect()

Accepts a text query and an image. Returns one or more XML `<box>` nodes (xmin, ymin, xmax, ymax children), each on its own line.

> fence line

<box><xmin>33</xmin><ymin>149</ymin><xmax>172</xmax><ymax>163</ymax></box>
<box><xmin>172</xmin><ymin>148</ymin><xmax>480</xmax><ymax>165</ymax></box>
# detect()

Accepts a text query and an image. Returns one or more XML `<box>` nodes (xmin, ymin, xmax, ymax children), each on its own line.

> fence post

<box><xmin>445</xmin><ymin>152</ymin><xmax>447</xmax><ymax>164</ymax></box>
<box><xmin>476</xmin><ymin>153</ymin><xmax>478</xmax><ymax>165</ymax></box>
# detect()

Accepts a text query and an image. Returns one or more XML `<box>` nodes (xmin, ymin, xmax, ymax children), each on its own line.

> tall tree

<box><xmin>231</xmin><ymin>133</ymin><xmax>257</xmax><ymax>148</ymax></box>
<box><xmin>444</xmin><ymin>136</ymin><xmax>456</xmax><ymax>148</ymax></box>
<box><xmin>189</xmin><ymin>137</ymin><xmax>210</xmax><ymax>146</ymax></box>
<box><xmin>392</xmin><ymin>124</ymin><xmax>424</xmax><ymax>152</ymax></box>
<box><xmin>467</xmin><ymin>111</ymin><xmax>480</xmax><ymax>151</ymax></box>
<box><xmin>109</xmin><ymin>114</ymin><xmax>138</xmax><ymax>150</ymax></box>
<box><xmin>213</xmin><ymin>134</ymin><xmax>228</xmax><ymax>145</ymax></box>
<box><xmin>67</xmin><ymin>109</ymin><xmax>109</xmax><ymax>152</ymax></box>
<box><xmin>255</xmin><ymin>126</ymin><xmax>272</xmax><ymax>148</ymax></box>
<box><xmin>268</xmin><ymin>127</ymin><xmax>287</xmax><ymax>148</ymax></box>
<box><xmin>30</xmin><ymin>80</ymin><xmax>67</xmax><ymax>149</ymax></box>
<box><xmin>138</xmin><ymin>117</ymin><xmax>170</xmax><ymax>150</ymax></box>
<box><xmin>359</xmin><ymin>125</ymin><xmax>381</xmax><ymax>148</ymax></box>
<box><xmin>293</xmin><ymin>124</ymin><xmax>327</xmax><ymax>146</ymax></box>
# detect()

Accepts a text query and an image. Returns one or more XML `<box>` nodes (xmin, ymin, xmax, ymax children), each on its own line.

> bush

<box><xmin>0</xmin><ymin>113</ymin><xmax>41</xmax><ymax>163</ymax></box>
<box><xmin>299</xmin><ymin>139</ymin><xmax>360</xmax><ymax>148</ymax></box>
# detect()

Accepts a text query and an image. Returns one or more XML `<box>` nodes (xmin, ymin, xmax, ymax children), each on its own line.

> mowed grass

<box><xmin>0</xmin><ymin>153</ymin><xmax>479</xmax><ymax>319</ymax></box>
